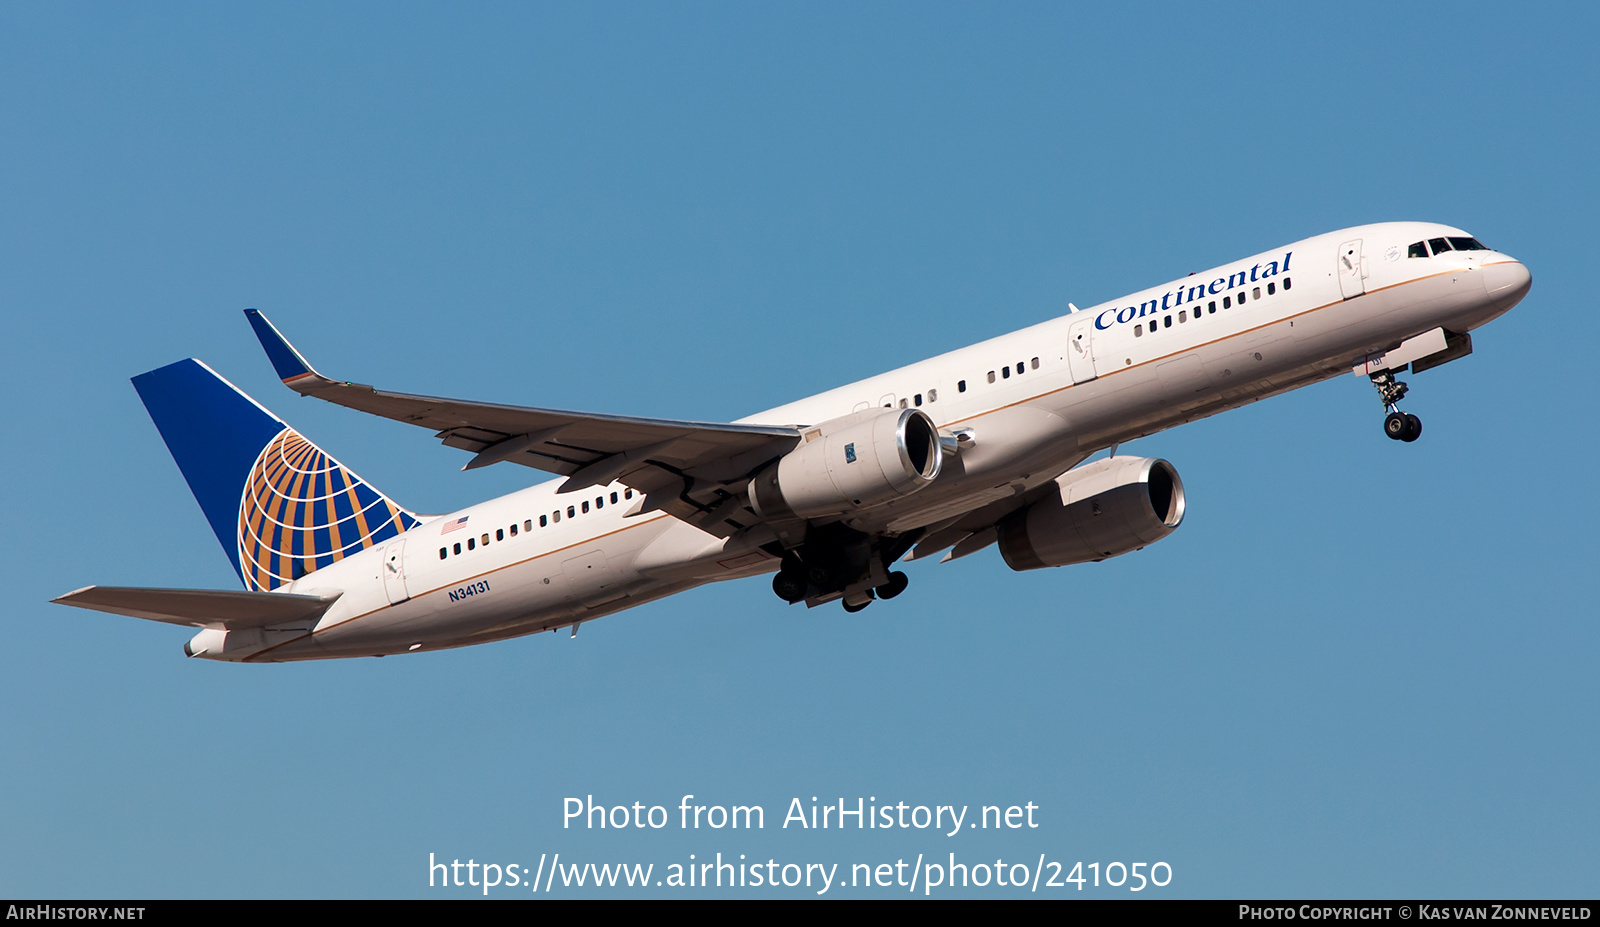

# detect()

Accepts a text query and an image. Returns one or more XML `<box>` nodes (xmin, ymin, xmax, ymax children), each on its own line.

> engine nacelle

<box><xmin>997</xmin><ymin>456</ymin><xmax>1184</xmax><ymax>571</ymax></box>
<box><xmin>749</xmin><ymin>407</ymin><xmax>943</xmax><ymax>520</ymax></box>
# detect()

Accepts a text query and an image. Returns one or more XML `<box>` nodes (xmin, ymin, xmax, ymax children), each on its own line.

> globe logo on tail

<box><xmin>237</xmin><ymin>427</ymin><xmax>418</xmax><ymax>591</ymax></box>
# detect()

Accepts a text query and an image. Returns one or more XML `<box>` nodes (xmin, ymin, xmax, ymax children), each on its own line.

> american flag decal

<box><xmin>441</xmin><ymin>516</ymin><xmax>470</xmax><ymax>534</ymax></box>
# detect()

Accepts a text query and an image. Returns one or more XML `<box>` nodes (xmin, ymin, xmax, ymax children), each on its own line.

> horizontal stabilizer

<box><xmin>53</xmin><ymin>586</ymin><xmax>342</xmax><ymax>629</ymax></box>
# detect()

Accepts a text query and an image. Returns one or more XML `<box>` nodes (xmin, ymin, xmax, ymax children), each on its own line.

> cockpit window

<box><xmin>1448</xmin><ymin>236</ymin><xmax>1488</xmax><ymax>251</ymax></box>
<box><xmin>1408</xmin><ymin>241</ymin><xmax>1428</xmax><ymax>258</ymax></box>
<box><xmin>1428</xmin><ymin>237</ymin><xmax>1452</xmax><ymax>255</ymax></box>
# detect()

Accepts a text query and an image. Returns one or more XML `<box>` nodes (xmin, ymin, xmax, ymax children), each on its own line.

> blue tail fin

<box><xmin>132</xmin><ymin>359</ymin><xmax>420</xmax><ymax>591</ymax></box>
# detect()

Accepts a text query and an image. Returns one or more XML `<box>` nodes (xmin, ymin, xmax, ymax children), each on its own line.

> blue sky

<box><xmin>2</xmin><ymin>3</ymin><xmax>1593</xmax><ymax>898</ymax></box>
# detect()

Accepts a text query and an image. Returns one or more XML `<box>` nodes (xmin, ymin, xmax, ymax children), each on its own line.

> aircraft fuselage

<box><xmin>177</xmin><ymin>221</ymin><xmax>1531</xmax><ymax>661</ymax></box>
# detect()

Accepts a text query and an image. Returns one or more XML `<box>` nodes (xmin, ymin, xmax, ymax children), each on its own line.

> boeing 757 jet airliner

<box><xmin>54</xmin><ymin>222</ymin><xmax>1530</xmax><ymax>662</ymax></box>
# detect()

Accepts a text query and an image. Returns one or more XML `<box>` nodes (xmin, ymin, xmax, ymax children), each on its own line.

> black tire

<box><xmin>772</xmin><ymin>570</ymin><xmax>806</xmax><ymax>603</ymax></box>
<box><xmin>876</xmin><ymin>571</ymin><xmax>909</xmax><ymax>600</ymax></box>
<box><xmin>1384</xmin><ymin>412</ymin><xmax>1409</xmax><ymax>440</ymax></box>
<box><xmin>1402</xmin><ymin>413</ymin><xmax>1423</xmax><ymax>443</ymax></box>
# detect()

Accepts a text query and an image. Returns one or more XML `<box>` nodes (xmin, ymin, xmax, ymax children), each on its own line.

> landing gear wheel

<box><xmin>841</xmin><ymin>590</ymin><xmax>875</xmax><ymax>613</ymax></box>
<box><xmin>1401</xmin><ymin>413</ymin><xmax>1422</xmax><ymax>443</ymax></box>
<box><xmin>1384</xmin><ymin>412</ymin><xmax>1409</xmax><ymax>441</ymax></box>
<box><xmin>772</xmin><ymin>569</ymin><xmax>807</xmax><ymax>603</ymax></box>
<box><xmin>875</xmin><ymin>571</ymin><xmax>909</xmax><ymax>600</ymax></box>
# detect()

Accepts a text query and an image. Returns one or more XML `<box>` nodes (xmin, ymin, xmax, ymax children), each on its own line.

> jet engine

<box><xmin>749</xmin><ymin>407</ymin><xmax>943</xmax><ymax>520</ymax></box>
<box><xmin>997</xmin><ymin>456</ymin><xmax>1184</xmax><ymax>570</ymax></box>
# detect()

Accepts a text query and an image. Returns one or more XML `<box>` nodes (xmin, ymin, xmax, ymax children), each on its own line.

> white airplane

<box><xmin>54</xmin><ymin>222</ymin><xmax>1530</xmax><ymax>662</ymax></box>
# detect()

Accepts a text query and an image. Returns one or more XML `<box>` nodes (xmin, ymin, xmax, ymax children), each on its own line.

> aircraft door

<box><xmin>381</xmin><ymin>537</ymin><xmax>411</xmax><ymax>604</ymax></box>
<box><xmin>1066</xmin><ymin>315</ymin><xmax>1098</xmax><ymax>384</ymax></box>
<box><xmin>1338</xmin><ymin>239</ymin><xmax>1365</xmax><ymax>299</ymax></box>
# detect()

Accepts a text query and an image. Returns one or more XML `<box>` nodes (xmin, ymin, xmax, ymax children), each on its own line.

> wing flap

<box><xmin>53</xmin><ymin>586</ymin><xmax>342</xmax><ymax>630</ymax></box>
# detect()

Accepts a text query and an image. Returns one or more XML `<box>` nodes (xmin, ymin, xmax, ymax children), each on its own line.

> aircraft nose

<box><xmin>1483</xmin><ymin>259</ymin><xmax>1532</xmax><ymax>304</ymax></box>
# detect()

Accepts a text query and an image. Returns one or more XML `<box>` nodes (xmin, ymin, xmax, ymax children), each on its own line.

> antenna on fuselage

<box><xmin>1068</xmin><ymin>303</ymin><xmax>1081</xmax><ymax>313</ymax></box>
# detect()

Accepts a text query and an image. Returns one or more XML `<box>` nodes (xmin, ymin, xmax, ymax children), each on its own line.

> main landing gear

<box><xmin>771</xmin><ymin>563</ymin><xmax>912</xmax><ymax>611</ymax></box>
<box><xmin>769</xmin><ymin>532</ymin><xmax>914</xmax><ymax>612</ymax></box>
<box><xmin>1370</xmin><ymin>370</ymin><xmax>1422</xmax><ymax>443</ymax></box>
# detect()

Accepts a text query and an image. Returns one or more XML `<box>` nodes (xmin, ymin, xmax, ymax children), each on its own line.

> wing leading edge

<box><xmin>243</xmin><ymin>309</ymin><xmax>802</xmax><ymax>536</ymax></box>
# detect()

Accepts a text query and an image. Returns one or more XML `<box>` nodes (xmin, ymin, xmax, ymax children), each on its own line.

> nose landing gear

<box><xmin>1370</xmin><ymin>370</ymin><xmax>1422</xmax><ymax>443</ymax></box>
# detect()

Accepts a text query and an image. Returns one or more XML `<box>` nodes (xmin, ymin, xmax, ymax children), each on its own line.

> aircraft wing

<box><xmin>245</xmin><ymin>309</ymin><xmax>802</xmax><ymax>536</ymax></box>
<box><xmin>53</xmin><ymin>586</ymin><xmax>342</xmax><ymax>629</ymax></box>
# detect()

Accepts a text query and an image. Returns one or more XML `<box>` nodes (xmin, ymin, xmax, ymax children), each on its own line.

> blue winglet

<box><xmin>244</xmin><ymin>308</ymin><xmax>317</xmax><ymax>383</ymax></box>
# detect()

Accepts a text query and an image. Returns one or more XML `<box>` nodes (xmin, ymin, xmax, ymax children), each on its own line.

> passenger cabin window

<box><xmin>1135</xmin><ymin>324</ymin><xmax>1143</xmax><ymax>337</ymax></box>
<box><xmin>1030</xmin><ymin>357</ymin><xmax>1039</xmax><ymax>370</ymax></box>
<box><xmin>1283</xmin><ymin>277</ymin><xmax>1292</xmax><ymax>290</ymax></box>
<box><xmin>496</xmin><ymin>528</ymin><xmax>504</xmax><ymax>541</ymax></box>
<box><xmin>928</xmin><ymin>388</ymin><xmax>938</xmax><ymax>402</ymax></box>
<box><xmin>467</xmin><ymin>538</ymin><xmax>475</xmax><ymax>551</ymax></box>
<box><xmin>540</xmin><ymin>515</ymin><xmax>548</xmax><ymax>527</ymax></box>
<box><xmin>453</xmin><ymin>542</ymin><xmax>461</xmax><ymax>555</ymax></box>
<box><xmin>987</xmin><ymin>371</ymin><xmax>996</xmax><ymax>384</ymax></box>
<box><xmin>610</xmin><ymin>492</ymin><xmax>619</xmax><ymax>504</ymax></box>
<box><xmin>439</xmin><ymin>547</ymin><xmax>447</xmax><ymax>560</ymax></box>
<box><xmin>1267</xmin><ymin>282</ymin><xmax>1275</xmax><ymax>295</ymax></box>
<box><xmin>958</xmin><ymin>380</ymin><xmax>967</xmax><ymax>392</ymax></box>
<box><xmin>1002</xmin><ymin>367</ymin><xmax>1010</xmax><ymax>379</ymax></box>
<box><xmin>525</xmin><ymin>519</ymin><xmax>533</xmax><ymax>531</ymax></box>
